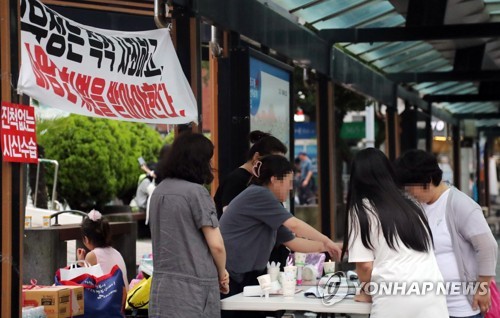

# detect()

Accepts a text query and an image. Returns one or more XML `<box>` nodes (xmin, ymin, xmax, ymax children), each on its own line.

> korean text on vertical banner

<box><xmin>17</xmin><ymin>0</ymin><xmax>197</xmax><ymax>124</ymax></box>
<box><xmin>1</xmin><ymin>102</ymin><xmax>38</xmax><ymax>163</ymax></box>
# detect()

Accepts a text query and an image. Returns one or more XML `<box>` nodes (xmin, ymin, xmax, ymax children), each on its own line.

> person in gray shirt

<box><xmin>220</xmin><ymin>155</ymin><xmax>341</xmax><ymax>316</ymax></box>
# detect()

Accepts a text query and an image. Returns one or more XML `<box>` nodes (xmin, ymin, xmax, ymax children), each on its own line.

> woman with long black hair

<box><xmin>342</xmin><ymin>148</ymin><xmax>448</xmax><ymax>318</ymax></box>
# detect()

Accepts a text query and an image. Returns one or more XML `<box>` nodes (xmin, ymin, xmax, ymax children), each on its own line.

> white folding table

<box><xmin>221</xmin><ymin>289</ymin><xmax>372</xmax><ymax>315</ymax></box>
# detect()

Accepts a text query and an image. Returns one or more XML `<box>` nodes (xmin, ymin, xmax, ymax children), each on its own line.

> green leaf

<box><xmin>37</xmin><ymin>115</ymin><xmax>163</xmax><ymax>210</ymax></box>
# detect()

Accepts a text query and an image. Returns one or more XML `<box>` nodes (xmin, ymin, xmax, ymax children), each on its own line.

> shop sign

<box><xmin>341</xmin><ymin>122</ymin><xmax>379</xmax><ymax>140</ymax></box>
<box><xmin>1</xmin><ymin>102</ymin><xmax>38</xmax><ymax>163</ymax></box>
<box><xmin>295</xmin><ymin>122</ymin><xmax>316</xmax><ymax>139</ymax></box>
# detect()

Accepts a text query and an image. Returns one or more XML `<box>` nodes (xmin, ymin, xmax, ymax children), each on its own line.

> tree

<box><xmin>115</xmin><ymin>121</ymin><xmax>166</xmax><ymax>204</ymax></box>
<box><xmin>37</xmin><ymin>115</ymin><xmax>163</xmax><ymax>211</ymax></box>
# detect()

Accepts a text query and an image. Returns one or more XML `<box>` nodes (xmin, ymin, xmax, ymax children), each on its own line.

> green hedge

<box><xmin>37</xmin><ymin>115</ymin><xmax>163</xmax><ymax>210</ymax></box>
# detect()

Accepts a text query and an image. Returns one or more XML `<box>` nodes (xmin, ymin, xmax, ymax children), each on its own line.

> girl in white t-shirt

<box><xmin>342</xmin><ymin>148</ymin><xmax>448</xmax><ymax>318</ymax></box>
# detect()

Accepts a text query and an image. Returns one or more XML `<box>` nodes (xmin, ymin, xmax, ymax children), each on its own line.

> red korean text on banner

<box><xmin>17</xmin><ymin>0</ymin><xmax>198</xmax><ymax>125</ymax></box>
<box><xmin>1</xmin><ymin>102</ymin><xmax>38</xmax><ymax>163</ymax></box>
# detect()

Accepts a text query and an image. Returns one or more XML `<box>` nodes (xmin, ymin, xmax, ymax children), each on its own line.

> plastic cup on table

<box><xmin>294</xmin><ymin>252</ymin><xmax>307</xmax><ymax>266</ymax></box>
<box><xmin>257</xmin><ymin>274</ymin><xmax>272</xmax><ymax>298</ymax></box>
<box><xmin>284</xmin><ymin>265</ymin><xmax>297</xmax><ymax>279</ymax></box>
<box><xmin>282</xmin><ymin>279</ymin><xmax>297</xmax><ymax>298</ymax></box>
<box><xmin>267</xmin><ymin>266</ymin><xmax>280</xmax><ymax>282</ymax></box>
<box><xmin>278</xmin><ymin>272</ymin><xmax>286</xmax><ymax>285</ymax></box>
<box><xmin>323</xmin><ymin>261</ymin><xmax>336</xmax><ymax>275</ymax></box>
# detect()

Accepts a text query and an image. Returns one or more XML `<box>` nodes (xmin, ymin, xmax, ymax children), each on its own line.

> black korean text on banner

<box><xmin>1</xmin><ymin>102</ymin><xmax>38</xmax><ymax>163</ymax></box>
<box><xmin>17</xmin><ymin>0</ymin><xmax>197</xmax><ymax>124</ymax></box>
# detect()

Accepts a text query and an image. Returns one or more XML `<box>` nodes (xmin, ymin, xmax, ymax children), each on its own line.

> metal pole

<box><xmin>37</xmin><ymin>159</ymin><xmax>59</xmax><ymax>210</ymax></box>
<box><xmin>52</xmin><ymin>161</ymin><xmax>59</xmax><ymax>210</ymax></box>
<box><xmin>386</xmin><ymin>106</ymin><xmax>397</xmax><ymax>161</ymax></box>
<box><xmin>365</xmin><ymin>103</ymin><xmax>375</xmax><ymax>148</ymax></box>
<box><xmin>452</xmin><ymin>123</ymin><xmax>461</xmax><ymax>189</ymax></box>
<box><xmin>154</xmin><ymin>0</ymin><xmax>169</xmax><ymax>29</ymax></box>
<box><xmin>425</xmin><ymin>105</ymin><xmax>433</xmax><ymax>153</ymax></box>
<box><xmin>34</xmin><ymin>160</ymin><xmax>40</xmax><ymax>208</ymax></box>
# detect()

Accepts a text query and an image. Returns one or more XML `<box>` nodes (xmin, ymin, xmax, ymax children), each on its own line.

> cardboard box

<box><xmin>23</xmin><ymin>286</ymin><xmax>70</xmax><ymax>318</ymax></box>
<box><xmin>23</xmin><ymin>285</ymin><xmax>84</xmax><ymax>317</ymax></box>
<box><xmin>64</xmin><ymin>285</ymin><xmax>84</xmax><ymax>317</ymax></box>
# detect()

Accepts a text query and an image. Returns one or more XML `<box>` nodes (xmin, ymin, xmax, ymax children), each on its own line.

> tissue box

<box><xmin>23</xmin><ymin>286</ymin><xmax>84</xmax><ymax>318</ymax></box>
<box><xmin>243</xmin><ymin>285</ymin><xmax>265</xmax><ymax>297</ymax></box>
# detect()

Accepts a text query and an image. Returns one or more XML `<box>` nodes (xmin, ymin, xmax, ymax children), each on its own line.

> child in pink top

<box><xmin>77</xmin><ymin>209</ymin><xmax>129</xmax><ymax>292</ymax></box>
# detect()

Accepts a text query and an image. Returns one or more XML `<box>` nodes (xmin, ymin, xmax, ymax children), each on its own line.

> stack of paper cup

<box><xmin>267</xmin><ymin>266</ymin><xmax>280</xmax><ymax>282</ymax></box>
<box><xmin>284</xmin><ymin>265</ymin><xmax>297</xmax><ymax>279</ymax></box>
<box><xmin>294</xmin><ymin>252</ymin><xmax>307</xmax><ymax>266</ymax></box>
<box><xmin>281</xmin><ymin>272</ymin><xmax>297</xmax><ymax>298</ymax></box>
<box><xmin>294</xmin><ymin>253</ymin><xmax>307</xmax><ymax>285</ymax></box>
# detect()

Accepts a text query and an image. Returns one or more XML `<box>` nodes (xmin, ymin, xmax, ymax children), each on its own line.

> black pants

<box><xmin>298</xmin><ymin>183</ymin><xmax>315</xmax><ymax>204</ymax></box>
<box><xmin>269</xmin><ymin>244</ymin><xmax>290</xmax><ymax>271</ymax></box>
<box><xmin>221</xmin><ymin>247</ymin><xmax>289</xmax><ymax>318</ymax></box>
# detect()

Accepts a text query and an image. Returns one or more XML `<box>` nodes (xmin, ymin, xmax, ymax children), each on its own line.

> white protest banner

<box><xmin>17</xmin><ymin>0</ymin><xmax>198</xmax><ymax>124</ymax></box>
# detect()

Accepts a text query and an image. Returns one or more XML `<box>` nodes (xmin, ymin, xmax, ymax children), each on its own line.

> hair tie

<box><xmin>88</xmin><ymin>209</ymin><xmax>102</xmax><ymax>222</ymax></box>
<box><xmin>252</xmin><ymin>160</ymin><xmax>262</xmax><ymax>178</ymax></box>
